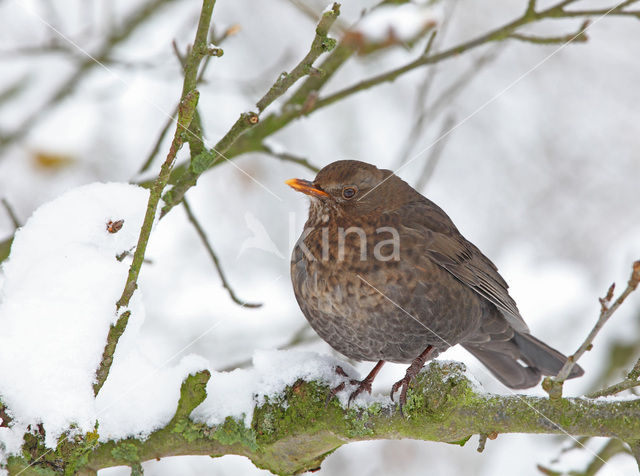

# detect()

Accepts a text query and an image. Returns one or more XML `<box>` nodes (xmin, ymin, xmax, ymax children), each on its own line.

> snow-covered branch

<box><xmin>6</xmin><ymin>361</ymin><xmax>640</xmax><ymax>475</ymax></box>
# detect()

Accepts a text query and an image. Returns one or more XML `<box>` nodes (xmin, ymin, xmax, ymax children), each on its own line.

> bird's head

<box><xmin>286</xmin><ymin>160</ymin><xmax>415</xmax><ymax>221</ymax></box>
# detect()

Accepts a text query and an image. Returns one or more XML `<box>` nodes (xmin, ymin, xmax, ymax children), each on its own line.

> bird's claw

<box><xmin>326</xmin><ymin>366</ymin><xmax>372</xmax><ymax>408</ymax></box>
<box><xmin>389</xmin><ymin>376</ymin><xmax>411</xmax><ymax>413</ymax></box>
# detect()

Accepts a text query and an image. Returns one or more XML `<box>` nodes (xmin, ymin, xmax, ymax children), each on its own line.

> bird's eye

<box><xmin>342</xmin><ymin>186</ymin><xmax>357</xmax><ymax>199</ymax></box>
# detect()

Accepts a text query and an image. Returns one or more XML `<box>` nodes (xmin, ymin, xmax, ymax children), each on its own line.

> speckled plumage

<box><xmin>288</xmin><ymin>160</ymin><xmax>583</xmax><ymax>393</ymax></box>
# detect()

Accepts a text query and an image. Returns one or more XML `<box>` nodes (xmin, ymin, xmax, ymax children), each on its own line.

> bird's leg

<box><xmin>347</xmin><ymin>360</ymin><xmax>385</xmax><ymax>407</ymax></box>
<box><xmin>390</xmin><ymin>345</ymin><xmax>434</xmax><ymax>412</ymax></box>
<box><xmin>326</xmin><ymin>361</ymin><xmax>385</xmax><ymax>407</ymax></box>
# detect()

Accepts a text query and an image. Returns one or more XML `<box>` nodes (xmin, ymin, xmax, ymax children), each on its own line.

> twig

<box><xmin>628</xmin><ymin>439</ymin><xmax>640</xmax><ymax>472</ymax></box>
<box><xmin>510</xmin><ymin>20</ymin><xmax>590</xmax><ymax>44</ymax></box>
<box><xmin>393</xmin><ymin>2</ymin><xmax>456</xmax><ymax>168</ymax></box>
<box><xmin>587</xmin><ymin>356</ymin><xmax>640</xmax><ymax>398</ymax></box>
<box><xmin>545</xmin><ymin>260</ymin><xmax>640</xmax><ymax>399</ymax></box>
<box><xmin>93</xmin><ymin>0</ymin><xmax>217</xmax><ymax>397</ymax></box>
<box><xmin>220</xmin><ymin>323</ymin><xmax>317</xmax><ymax>371</ymax></box>
<box><xmin>182</xmin><ymin>198</ymin><xmax>261</xmax><ymax>308</ymax></box>
<box><xmin>414</xmin><ymin>114</ymin><xmax>456</xmax><ymax>191</ymax></box>
<box><xmin>476</xmin><ymin>433</ymin><xmax>488</xmax><ymax>453</ymax></box>
<box><xmin>1</xmin><ymin>197</ymin><xmax>20</xmax><ymax>229</ymax></box>
<box><xmin>394</xmin><ymin>45</ymin><xmax>500</xmax><ymax>166</ymax></box>
<box><xmin>260</xmin><ymin>143</ymin><xmax>320</xmax><ymax>173</ymax></box>
<box><xmin>160</xmin><ymin>3</ymin><xmax>341</xmax><ymax>216</ymax></box>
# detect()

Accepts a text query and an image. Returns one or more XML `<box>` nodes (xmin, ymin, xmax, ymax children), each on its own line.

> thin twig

<box><xmin>1</xmin><ymin>197</ymin><xmax>21</xmax><ymax>229</ymax></box>
<box><xmin>587</xmin><ymin>355</ymin><xmax>640</xmax><ymax>398</ymax></box>
<box><xmin>510</xmin><ymin>20</ymin><xmax>590</xmax><ymax>44</ymax></box>
<box><xmin>476</xmin><ymin>433</ymin><xmax>488</xmax><ymax>453</ymax></box>
<box><xmin>220</xmin><ymin>323</ymin><xmax>317</xmax><ymax>371</ymax></box>
<box><xmin>414</xmin><ymin>114</ymin><xmax>456</xmax><ymax>191</ymax></box>
<box><xmin>182</xmin><ymin>198</ymin><xmax>261</xmax><ymax>308</ymax></box>
<box><xmin>261</xmin><ymin>143</ymin><xmax>320</xmax><ymax>173</ymax></box>
<box><xmin>393</xmin><ymin>2</ymin><xmax>456</xmax><ymax>168</ymax></box>
<box><xmin>545</xmin><ymin>260</ymin><xmax>640</xmax><ymax>399</ymax></box>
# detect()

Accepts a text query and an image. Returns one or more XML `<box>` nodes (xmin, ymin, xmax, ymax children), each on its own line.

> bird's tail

<box><xmin>463</xmin><ymin>332</ymin><xmax>584</xmax><ymax>389</ymax></box>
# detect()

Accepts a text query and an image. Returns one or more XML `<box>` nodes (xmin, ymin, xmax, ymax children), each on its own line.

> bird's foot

<box><xmin>390</xmin><ymin>346</ymin><xmax>434</xmax><ymax>414</ymax></box>
<box><xmin>326</xmin><ymin>361</ymin><xmax>386</xmax><ymax>408</ymax></box>
<box><xmin>325</xmin><ymin>366</ymin><xmax>360</xmax><ymax>407</ymax></box>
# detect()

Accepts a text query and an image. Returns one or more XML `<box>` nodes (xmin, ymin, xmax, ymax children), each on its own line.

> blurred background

<box><xmin>1</xmin><ymin>0</ymin><xmax>639</xmax><ymax>474</ymax></box>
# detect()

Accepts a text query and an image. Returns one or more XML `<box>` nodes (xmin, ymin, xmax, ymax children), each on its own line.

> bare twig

<box><xmin>587</xmin><ymin>355</ymin><xmax>640</xmax><ymax>398</ymax></box>
<box><xmin>260</xmin><ymin>143</ymin><xmax>320</xmax><ymax>173</ymax></box>
<box><xmin>393</xmin><ymin>2</ymin><xmax>456</xmax><ymax>168</ymax></box>
<box><xmin>414</xmin><ymin>114</ymin><xmax>456</xmax><ymax>191</ymax></box>
<box><xmin>220</xmin><ymin>323</ymin><xmax>317</xmax><ymax>371</ymax></box>
<box><xmin>1</xmin><ymin>197</ymin><xmax>20</xmax><ymax>229</ymax></box>
<box><xmin>545</xmin><ymin>260</ymin><xmax>640</xmax><ymax>399</ymax></box>
<box><xmin>182</xmin><ymin>198</ymin><xmax>261</xmax><ymax>308</ymax></box>
<box><xmin>476</xmin><ymin>433</ymin><xmax>488</xmax><ymax>453</ymax></box>
<box><xmin>510</xmin><ymin>20</ymin><xmax>590</xmax><ymax>44</ymax></box>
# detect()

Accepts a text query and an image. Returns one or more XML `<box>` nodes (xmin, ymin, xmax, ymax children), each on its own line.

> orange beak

<box><xmin>285</xmin><ymin>178</ymin><xmax>329</xmax><ymax>198</ymax></box>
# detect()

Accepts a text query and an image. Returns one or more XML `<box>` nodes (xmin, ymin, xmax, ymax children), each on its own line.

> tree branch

<box><xmin>9</xmin><ymin>361</ymin><xmax>640</xmax><ymax>475</ymax></box>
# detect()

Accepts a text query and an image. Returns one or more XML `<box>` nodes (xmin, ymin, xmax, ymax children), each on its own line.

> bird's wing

<box><xmin>396</xmin><ymin>200</ymin><xmax>529</xmax><ymax>334</ymax></box>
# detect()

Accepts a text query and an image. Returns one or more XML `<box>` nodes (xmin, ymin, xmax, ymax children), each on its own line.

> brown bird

<box><xmin>286</xmin><ymin>160</ymin><xmax>583</xmax><ymax>408</ymax></box>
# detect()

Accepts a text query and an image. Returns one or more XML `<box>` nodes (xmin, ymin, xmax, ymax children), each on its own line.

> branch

<box><xmin>413</xmin><ymin>114</ymin><xmax>456</xmax><ymax>191</ymax></box>
<box><xmin>260</xmin><ymin>143</ymin><xmax>320</xmax><ymax>173</ymax></box>
<box><xmin>587</xmin><ymin>356</ymin><xmax>640</xmax><ymax>399</ymax></box>
<box><xmin>159</xmin><ymin>3</ymin><xmax>341</xmax><ymax>216</ymax></box>
<box><xmin>509</xmin><ymin>20</ymin><xmax>590</xmax><ymax>44</ymax></box>
<box><xmin>220</xmin><ymin>324</ymin><xmax>318</xmax><ymax>371</ymax></box>
<box><xmin>9</xmin><ymin>361</ymin><xmax>640</xmax><ymax>475</ymax></box>
<box><xmin>182</xmin><ymin>198</ymin><xmax>261</xmax><ymax>308</ymax></box>
<box><xmin>1</xmin><ymin>197</ymin><xmax>21</xmax><ymax>229</ymax></box>
<box><xmin>545</xmin><ymin>260</ymin><xmax>640</xmax><ymax>399</ymax></box>
<box><xmin>93</xmin><ymin>0</ymin><xmax>218</xmax><ymax>397</ymax></box>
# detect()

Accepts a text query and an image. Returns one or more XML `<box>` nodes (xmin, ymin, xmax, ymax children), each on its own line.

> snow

<box><xmin>355</xmin><ymin>3</ymin><xmax>439</xmax><ymax>43</ymax></box>
<box><xmin>0</xmin><ymin>183</ymin><xmax>207</xmax><ymax>453</ymax></box>
<box><xmin>193</xmin><ymin>349</ymin><xmax>386</xmax><ymax>426</ymax></box>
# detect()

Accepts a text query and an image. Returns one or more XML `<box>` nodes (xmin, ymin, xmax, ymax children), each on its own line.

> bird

<box><xmin>285</xmin><ymin>159</ymin><xmax>583</xmax><ymax>409</ymax></box>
